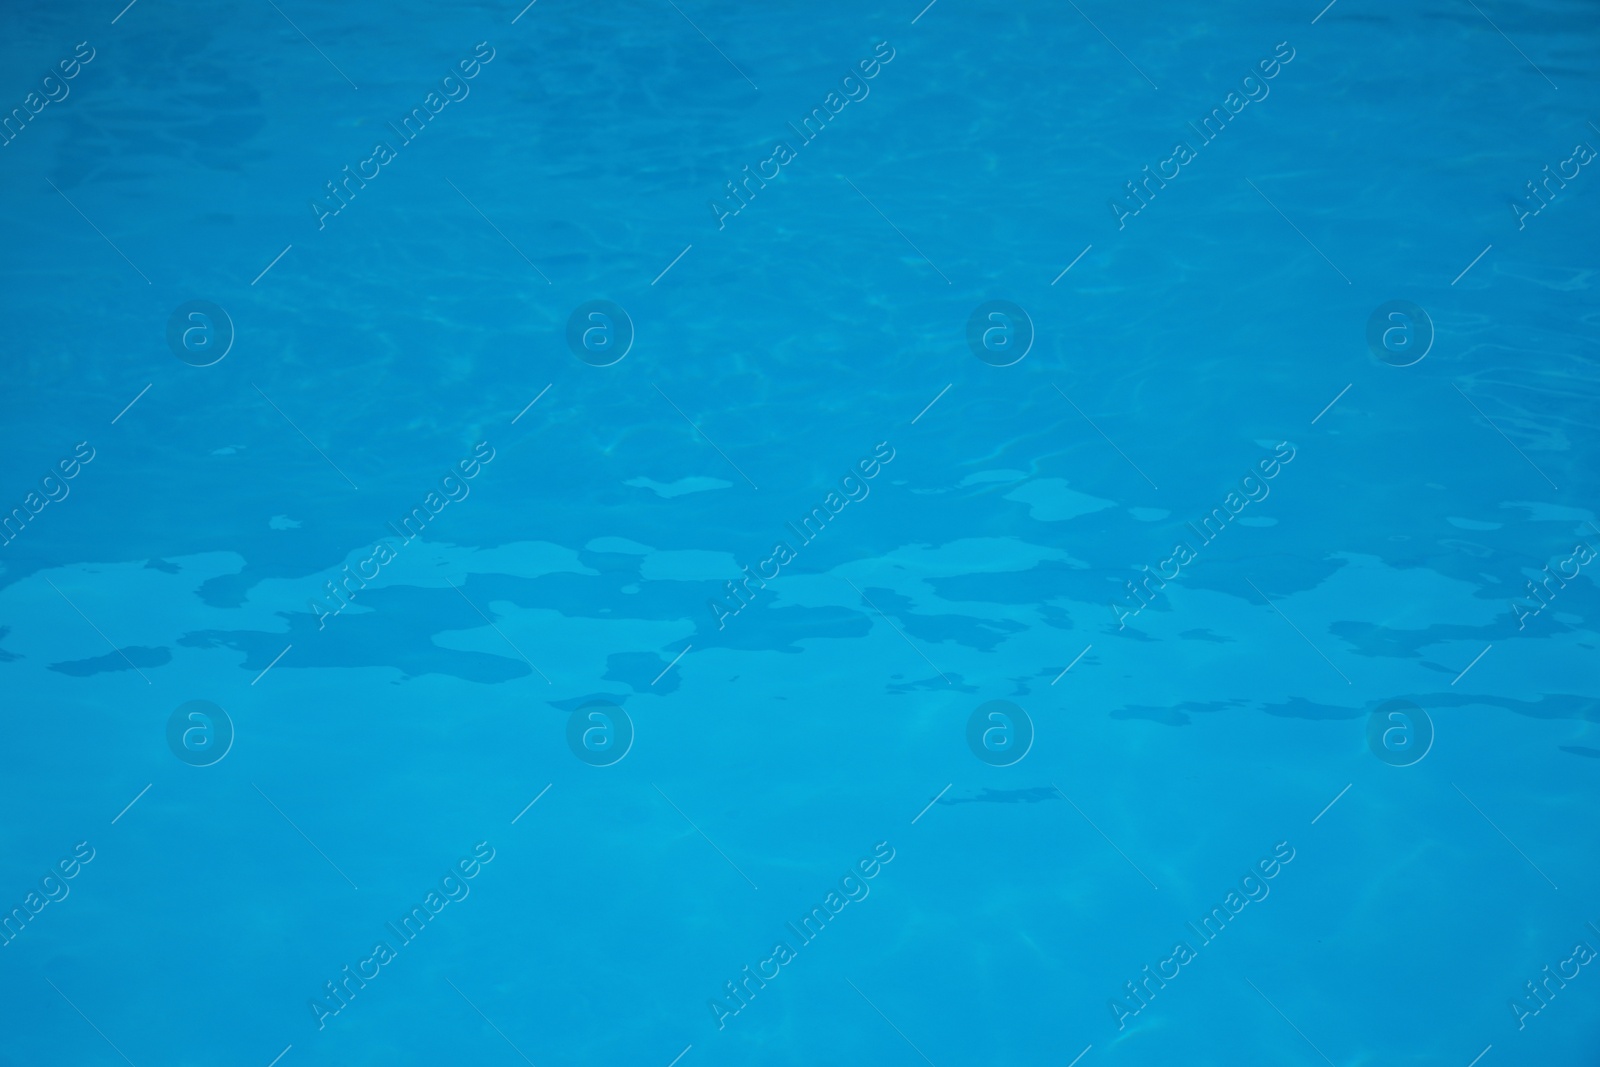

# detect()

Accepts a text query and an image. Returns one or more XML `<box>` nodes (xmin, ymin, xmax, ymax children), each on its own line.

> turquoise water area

<box><xmin>2</xmin><ymin>0</ymin><xmax>1598</xmax><ymax>1064</ymax></box>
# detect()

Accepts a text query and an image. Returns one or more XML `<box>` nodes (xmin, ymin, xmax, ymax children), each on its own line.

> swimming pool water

<box><xmin>2</xmin><ymin>0</ymin><xmax>1598</xmax><ymax>1064</ymax></box>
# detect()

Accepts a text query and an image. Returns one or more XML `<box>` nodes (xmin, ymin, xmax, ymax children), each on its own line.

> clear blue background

<box><xmin>1</xmin><ymin>0</ymin><xmax>1597</xmax><ymax>1064</ymax></box>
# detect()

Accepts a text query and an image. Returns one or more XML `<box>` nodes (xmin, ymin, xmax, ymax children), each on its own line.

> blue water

<box><xmin>3</xmin><ymin>0</ymin><xmax>1599</xmax><ymax>1063</ymax></box>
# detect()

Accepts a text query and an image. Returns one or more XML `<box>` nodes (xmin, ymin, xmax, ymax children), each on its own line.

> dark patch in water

<box><xmin>50</xmin><ymin>646</ymin><xmax>171</xmax><ymax>676</ymax></box>
<box><xmin>180</xmin><ymin>590</ymin><xmax>536</xmax><ymax>684</ymax></box>
<box><xmin>1110</xmin><ymin>700</ymin><xmax>1240</xmax><ymax>726</ymax></box>
<box><xmin>1259</xmin><ymin>696</ymin><xmax>1363</xmax><ymax>721</ymax></box>
<box><xmin>605</xmin><ymin>650</ymin><xmax>681</xmax><ymax>694</ymax></box>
